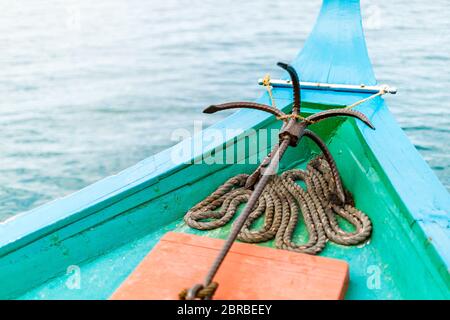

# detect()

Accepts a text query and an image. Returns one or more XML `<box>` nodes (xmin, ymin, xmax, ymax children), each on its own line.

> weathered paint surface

<box><xmin>292</xmin><ymin>0</ymin><xmax>376</xmax><ymax>85</ymax></box>
<box><xmin>110</xmin><ymin>232</ymin><xmax>349</xmax><ymax>300</ymax></box>
<box><xmin>0</xmin><ymin>0</ymin><xmax>449</xmax><ymax>300</ymax></box>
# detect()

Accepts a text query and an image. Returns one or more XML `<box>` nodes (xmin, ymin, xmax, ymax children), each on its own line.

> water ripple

<box><xmin>0</xmin><ymin>0</ymin><xmax>449</xmax><ymax>220</ymax></box>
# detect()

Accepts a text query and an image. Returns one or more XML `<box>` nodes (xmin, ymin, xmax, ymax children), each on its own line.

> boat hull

<box><xmin>1</xmin><ymin>89</ymin><xmax>448</xmax><ymax>299</ymax></box>
<box><xmin>1</xmin><ymin>0</ymin><xmax>448</xmax><ymax>300</ymax></box>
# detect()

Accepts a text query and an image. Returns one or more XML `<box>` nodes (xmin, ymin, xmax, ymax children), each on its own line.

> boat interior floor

<box><xmin>15</xmin><ymin>104</ymin><xmax>448</xmax><ymax>300</ymax></box>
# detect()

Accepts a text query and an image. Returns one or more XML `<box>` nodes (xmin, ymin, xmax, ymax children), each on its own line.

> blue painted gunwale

<box><xmin>0</xmin><ymin>0</ymin><xmax>449</xmax><ymax>297</ymax></box>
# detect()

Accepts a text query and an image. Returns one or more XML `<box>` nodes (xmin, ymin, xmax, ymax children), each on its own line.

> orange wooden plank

<box><xmin>110</xmin><ymin>232</ymin><xmax>349</xmax><ymax>300</ymax></box>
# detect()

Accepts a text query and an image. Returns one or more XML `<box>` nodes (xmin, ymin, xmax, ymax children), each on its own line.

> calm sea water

<box><xmin>1</xmin><ymin>0</ymin><xmax>449</xmax><ymax>220</ymax></box>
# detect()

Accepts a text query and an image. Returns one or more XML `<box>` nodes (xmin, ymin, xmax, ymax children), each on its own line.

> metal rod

<box><xmin>203</xmin><ymin>138</ymin><xmax>290</xmax><ymax>287</ymax></box>
<box><xmin>257</xmin><ymin>79</ymin><xmax>397</xmax><ymax>95</ymax></box>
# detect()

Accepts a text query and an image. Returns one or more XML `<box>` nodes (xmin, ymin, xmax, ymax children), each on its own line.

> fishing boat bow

<box><xmin>0</xmin><ymin>0</ymin><xmax>448</xmax><ymax>299</ymax></box>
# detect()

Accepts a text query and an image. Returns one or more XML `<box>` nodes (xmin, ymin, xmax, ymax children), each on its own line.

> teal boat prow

<box><xmin>1</xmin><ymin>0</ymin><xmax>449</xmax><ymax>300</ymax></box>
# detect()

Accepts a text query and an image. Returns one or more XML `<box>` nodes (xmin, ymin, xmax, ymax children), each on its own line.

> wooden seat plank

<box><xmin>111</xmin><ymin>232</ymin><xmax>349</xmax><ymax>300</ymax></box>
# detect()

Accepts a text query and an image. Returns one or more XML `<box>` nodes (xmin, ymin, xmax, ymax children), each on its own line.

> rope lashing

<box><xmin>274</xmin><ymin>88</ymin><xmax>386</xmax><ymax>123</ymax></box>
<box><xmin>261</xmin><ymin>73</ymin><xmax>387</xmax><ymax>120</ymax></box>
<box><xmin>184</xmin><ymin>156</ymin><xmax>372</xmax><ymax>255</ymax></box>
<box><xmin>178</xmin><ymin>282</ymin><xmax>219</xmax><ymax>300</ymax></box>
<box><xmin>345</xmin><ymin>88</ymin><xmax>387</xmax><ymax>109</ymax></box>
<box><xmin>276</xmin><ymin>113</ymin><xmax>316</xmax><ymax>124</ymax></box>
<box><xmin>262</xmin><ymin>74</ymin><xmax>277</xmax><ymax>108</ymax></box>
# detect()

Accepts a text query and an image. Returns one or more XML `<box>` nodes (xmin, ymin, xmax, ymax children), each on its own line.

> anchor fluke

<box><xmin>203</xmin><ymin>105</ymin><xmax>220</xmax><ymax>114</ymax></box>
<box><xmin>306</xmin><ymin>109</ymin><xmax>376</xmax><ymax>130</ymax></box>
<box><xmin>203</xmin><ymin>102</ymin><xmax>285</xmax><ymax>118</ymax></box>
<box><xmin>277</xmin><ymin>62</ymin><xmax>301</xmax><ymax>114</ymax></box>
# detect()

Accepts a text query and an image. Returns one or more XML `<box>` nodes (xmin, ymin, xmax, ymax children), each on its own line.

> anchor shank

<box><xmin>203</xmin><ymin>138</ymin><xmax>290</xmax><ymax>288</ymax></box>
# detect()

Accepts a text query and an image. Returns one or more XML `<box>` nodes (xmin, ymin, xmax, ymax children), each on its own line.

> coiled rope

<box><xmin>178</xmin><ymin>282</ymin><xmax>219</xmax><ymax>300</ymax></box>
<box><xmin>184</xmin><ymin>156</ymin><xmax>372</xmax><ymax>255</ymax></box>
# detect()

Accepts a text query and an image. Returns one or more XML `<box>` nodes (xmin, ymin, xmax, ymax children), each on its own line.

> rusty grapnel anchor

<box><xmin>204</xmin><ymin>62</ymin><xmax>375</xmax><ymax>202</ymax></box>
<box><xmin>182</xmin><ymin>62</ymin><xmax>375</xmax><ymax>300</ymax></box>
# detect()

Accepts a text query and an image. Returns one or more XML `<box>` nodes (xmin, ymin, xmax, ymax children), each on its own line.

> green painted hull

<box><xmin>2</xmin><ymin>102</ymin><xmax>447</xmax><ymax>300</ymax></box>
